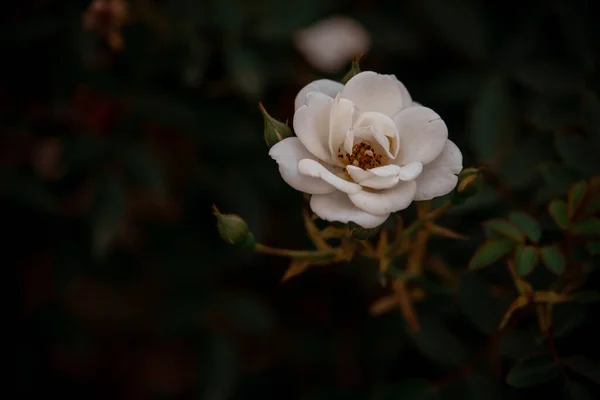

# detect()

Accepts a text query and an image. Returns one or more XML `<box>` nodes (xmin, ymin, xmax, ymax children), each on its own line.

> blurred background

<box><xmin>6</xmin><ymin>0</ymin><xmax>600</xmax><ymax>399</ymax></box>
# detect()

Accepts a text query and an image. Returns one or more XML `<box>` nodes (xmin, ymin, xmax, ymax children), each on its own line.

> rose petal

<box><xmin>359</xmin><ymin>175</ymin><xmax>401</xmax><ymax>190</ymax></box>
<box><xmin>345</xmin><ymin>165</ymin><xmax>373</xmax><ymax>182</ymax></box>
<box><xmin>310</xmin><ymin>191</ymin><xmax>389</xmax><ymax>229</ymax></box>
<box><xmin>298</xmin><ymin>159</ymin><xmax>362</xmax><ymax>194</ymax></box>
<box><xmin>343</xmin><ymin>129</ymin><xmax>354</xmax><ymax>155</ymax></box>
<box><xmin>341</xmin><ymin>71</ymin><xmax>412</xmax><ymax>117</ymax></box>
<box><xmin>393</xmin><ymin>106</ymin><xmax>448</xmax><ymax>165</ymax></box>
<box><xmin>269</xmin><ymin>137</ymin><xmax>336</xmax><ymax>194</ymax></box>
<box><xmin>295</xmin><ymin>79</ymin><xmax>344</xmax><ymax>111</ymax></box>
<box><xmin>329</xmin><ymin>95</ymin><xmax>357</xmax><ymax>165</ymax></box>
<box><xmin>294</xmin><ymin>92</ymin><xmax>335</xmax><ymax>163</ymax></box>
<box><xmin>366</xmin><ymin>164</ymin><xmax>404</xmax><ymax>177</ymax></box>
<box><xmin>346</xmin><ymin>165</ymin><xmax>401</xmax><ymax>190</ymax></box>
<box><xmin>354</xmin><ymin>111</ymin><xmax>400</xmax><ymax>158</ymax></box>
<box><xmin>349</xmin><ymin>180</ymin><xmax>416</xmax><ymax>215</ymax></box>
<box><xmin>346</xmin><ymin>164</ymin><xmax>416</xmax><ymax>189</ymax></box>
<box><xmin>397</xmin><ymin>161</ymin><xmax>423</xmax><ymax>181</ymax></box>
<box><xmin>413</xmin><ymin>140</ymin><xmax>463</xmax><ymax>201</ymax></box>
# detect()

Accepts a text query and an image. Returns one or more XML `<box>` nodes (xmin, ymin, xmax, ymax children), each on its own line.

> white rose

<box><xmin>269</xmin><ymin>71</ymin><xmax>463</xmax><ymax>229</ymax></box>
<box><xmin>294</xmin><ymin>16</ymin><xmax>370</xmax><ymax>73</ymax></box>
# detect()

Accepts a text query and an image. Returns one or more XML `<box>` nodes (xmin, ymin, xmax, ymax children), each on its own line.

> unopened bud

<box><xmin>259</xmin><ymin>102</ymin><xmax>292</xmax><ymax>148</ymax></box>
<box><xmin>213</xmin><ymin>205</ymin><xmax>254</xmax><ymax>247</ymax></box>
<box><xmin>348</xmin><ymin>221</ymin><xmax>380</xmax><ymax>240</ymax></box>
<box><xmin>452</xmin><ymin>168</ymin><xmax>481</xmax><ymax>204</ymax></box>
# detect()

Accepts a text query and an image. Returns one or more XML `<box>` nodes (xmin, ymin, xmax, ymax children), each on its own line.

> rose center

<box><xmin>337</xmin><ymin>142</ymin><xmax>383</xmax><ymax>169</ymax></box>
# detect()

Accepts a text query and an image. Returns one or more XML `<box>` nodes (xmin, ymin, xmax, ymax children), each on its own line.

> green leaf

<box><xmin>515</xmin><ymin>245</ymin><xmax>539</xmax><ymax>276</ymax></box>
<box><xmin>259</xmin><ymin>102</ymin><xmax>292</xmax><ymax>148</ymax></box>
<box><xmin>483</xmin><ymin>219</ymin><xmax>526</xmax><ymax>242</ymax></box>
<box><xmin>512</xmin><ymin>62</ymin><xmax>586</xmax><ymax>94</ymax></box>
<box><xmin>509</xmin><ymin>212</ymin><xmax>542</xmax><ymax>242</ymax></box>
<box><xmin>572</xmin><ymin>291</ymin><xmax>600</xmax><ymax>303</ymax></box>
<box><xmin>570</xmin><ymin>218</ymin><xmax>600</xmax><ymax>236</ymax></box>
<box><xmin>506</xmin><ymin>354</ymin><xmax>560</xmax><ymax>388</ymax></box>
<box><xmin>568</xmin><ymin>182</ymin><xmax>588</xmax><ymax>220</ymax></box>
<box><xmin>567</xmin><ymin>382</ymin><xmax>596</xmax><ymax>400</ymax></box>
<box><xmin>563</xmin><ymin>356</ymin><xmax>600</xmax><ymax>385</ymax></box>
<box><xmin>540</xmin><ymin>245</ymin><xmax>566</xmax><ymax>275</ymax></box>
<box><xmin>468</xmin><ymin>76</ymin><xmax>516</xmax><ymax>163</ymax></box>
<box><xmin>407</xmin><ymin>314</ymin><xmax>469</xmax><ymax>368</ymax></box>
<box><xmin>554</xmin><ymin>132</ymin><xmax>600</xmax><ymax>175</ymax></box>
<box><xmin>469</xmin><ymin>239</ymin><xmax>516</xmax><ymax>270</ymax></box>
<box><xmin>549</xmin><ymin>200</ymin><xmax>569</xmax><ymax>229</ymax></box>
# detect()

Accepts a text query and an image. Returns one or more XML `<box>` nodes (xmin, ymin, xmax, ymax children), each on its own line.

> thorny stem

<box><xmin>255</xmin><ymin>243</ymin><xmax>339</xmax><ymax>259</ymax></box>
<box><xmin>407</xmin><ymin>229</ymin><xmax>430</xmax><ymax>275</ymax></box>
<box><xmin>302</xmin><ymin>208</ymin><xmax>332</xmax><ymax>250</ymax></box>
<box><xmin>393</xmin><ymin>279</ymin><xmax>420</xmax><ymax>332</ymax></box>
<box><xmin>387</xmin><ymin>200</ymin><xmax>452</xmax><ymax>256</ymax></box>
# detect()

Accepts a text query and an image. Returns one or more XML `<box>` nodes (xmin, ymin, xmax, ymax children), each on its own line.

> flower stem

<box><xmin>255</xmin><ymin>243</ymin><xmax>338</xmax><ymax>259</ymax></box>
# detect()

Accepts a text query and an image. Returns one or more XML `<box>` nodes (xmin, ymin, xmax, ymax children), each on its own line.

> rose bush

<box><xmin>269</xmin><ymin>71</ymin><xmax>463</xmax><ymax>228</ymax></box>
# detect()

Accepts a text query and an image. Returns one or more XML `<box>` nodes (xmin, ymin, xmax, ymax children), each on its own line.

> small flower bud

<box><xmin>348</xmin><ymin>221</ymin><xmax>380</xmax><ymax>240</ymax></box>
<box><xmin>213</xmin><ymin>205</ymin><xmax>254</xmax><ymax>247</ymax></box>
<box><xmin>452</xmin><ymin>168</ymin><xmax>481</xmax><ymax>204</ymax></box>
<box><xmin>259</xmin><ymin>102</ymin><xmax>292</xmax><ymax>148</ymax></box>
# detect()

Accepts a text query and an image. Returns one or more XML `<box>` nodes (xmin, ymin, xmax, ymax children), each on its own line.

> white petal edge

<box><xmin>349</xmin><ymin>180</ymin><xmax>417</xmax><ymax>215</ymax></box>
<box><xmin>359</xmin><ymin>176</ymin><xmax>401</xmax><ymax>190</ymax></box>
<box><xmin>298</xmin><ymin>159</ymin><xmax>362</xmax><ymax>194</ymax></box>
<box><xmin>341</xmin><ymin>71</ymin><xmax>412</xmax><ymax>117</ymax></box>
<box><xmin>346</xmin><ymin>164</ymin><xmax>410</xmax><ymax>190</ymax></box>
<box><xmin>329</xmin><ymin>95</ymin><xmax>356</xmax><ymax>165</ymax></box>
<box><xmin>293</xmin><ymin>92</ymin><xmax>335</xmax><ymax>164</ymax></box>
<box><xmin>294</xmin><ymin>79</ymin><xmax>345</xmax><ymax>111</ymax></box>
<box><xmin>393</xmin><ymin>106</ymin><xmax>448</xmax><ymax>166</ymax></box>
<box><xmin>269</xmin><ymin>137</ymin><xmax>337</xmax><ymax>195</ymax></box>
<box><xmin>346</xmin><ymin>164</ymin><xmax>401</xmax><ymax>182</ymax></box>
<box><xmin>310</xmin><ymin>191</ymin><xmax>389</xmax><ymax>229</ymax></box>
<box><xmin>413</xmin><ymin>140</ymin><xmax>463</xmax><ymax>201</ymax></box>
<box><xmin>397</xmin><ymin>161</ymin><xmax>423</xmax><ymax>181</ymax></box>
